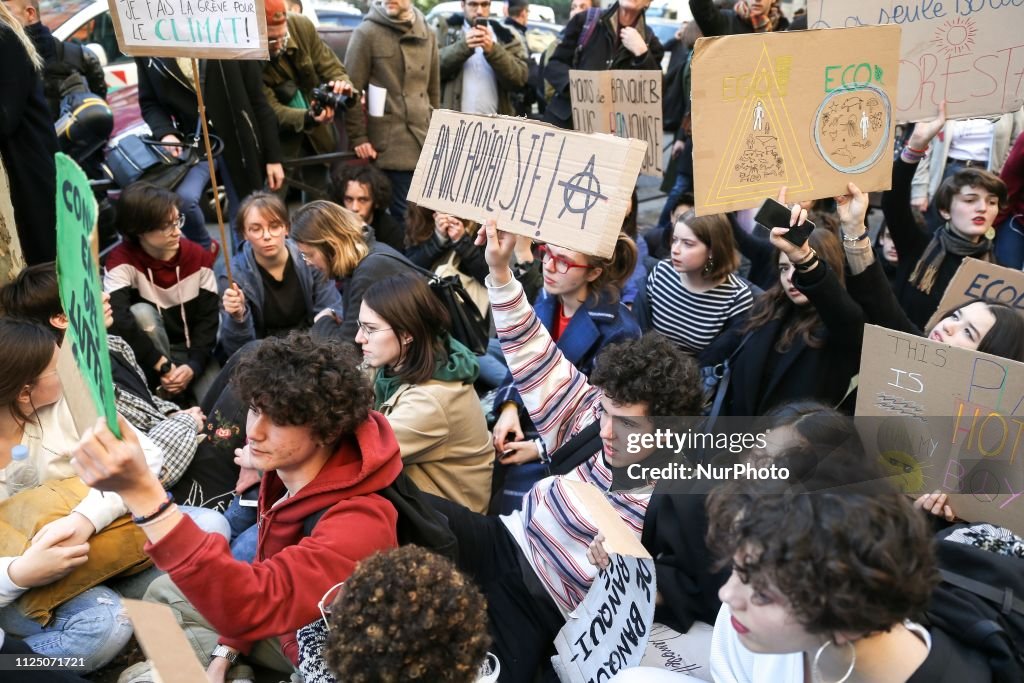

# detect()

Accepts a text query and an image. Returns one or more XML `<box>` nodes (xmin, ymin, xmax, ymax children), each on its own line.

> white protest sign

<box><xmin>807</xmin><ymin>0</ymin><xmax>1024</xmax><ymax>121</ymax></box>
<box><xmin>552</xmin><ymin>552</ymin><xmax>657</xmax><ymax>682</ymax></box>
<box><xmin>569</xmin><ymin>70</ymin><xmax>664</xmax><ymax>177</ymax></box>
<box><xmin>408</xmin><ymin>110</ymin><xmax>647</xmax><ymax>259</ymax></box>
<box><xmin>105</xmin><ymin>0</ymin><xmax>269</xmax><ymax>59</ymax></box>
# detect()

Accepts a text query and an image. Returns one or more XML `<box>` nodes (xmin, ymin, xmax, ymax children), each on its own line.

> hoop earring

<box><xmin>812</xmin><ymin>640</ymin><xmax>856</xmax><ymax>683</ymax></box>
<box><xmin>702</xmin><ymin>257</ymin><xmax>715</xmax><ymax>276</ymax></box>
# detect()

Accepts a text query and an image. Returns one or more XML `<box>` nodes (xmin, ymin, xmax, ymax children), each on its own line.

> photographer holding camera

<box><xmin>261</xmin><ymin>0</ymin><xmax>354</xmax><ymax>197</ymax></box>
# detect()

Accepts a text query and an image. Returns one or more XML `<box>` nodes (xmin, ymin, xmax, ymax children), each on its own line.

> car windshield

<box><xmin>40</xmin><ymin>0</ymin><xmax>94</xmax><ymax>28</ymax></box>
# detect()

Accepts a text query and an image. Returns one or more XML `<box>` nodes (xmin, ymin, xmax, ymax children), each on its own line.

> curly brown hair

<box><xmin>324</xmin><ymin>546</ymin><xmax>490</xmax><ymax>683</ymax></box>
<box><xmin>590</xmin><ymin>332</ymin><xmax>704</xmax><ymax>416</ymax></box>
<box><xmin>706</xmin><ymin>471</ymin><xmax>938</xmax><ymax>637</ymax></box>
<box><xmin>231</xmin><ymin>331</ymin><xmax>373</xmax><ymax>447</ymax></box>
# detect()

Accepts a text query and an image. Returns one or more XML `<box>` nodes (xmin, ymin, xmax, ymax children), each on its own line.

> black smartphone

<box><xmin>473</xmin><ymin>17</ymin><xmax>487</xmax><ymax>28</ymax></box>
<box><xmin>754</xmin><ymin>197</ymin><xmax>816</xmax><ymax>247</ymax></box>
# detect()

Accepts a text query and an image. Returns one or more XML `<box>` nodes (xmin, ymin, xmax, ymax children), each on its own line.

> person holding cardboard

<box><xmin>69</xmin><ymin>332</ymin><xmax>404</xmax><ymax>683</ymax></box>
<box><xmin>420</xmin><ymin>220</ymin><xmax>703</xmax><ymax>682</ymax></box>
<box><xmin>689</xmin><ymin>0</ymin><xmax>789</xmax><ymax>36</ymax></box>
<box><xmin>543</xmin><ymin>0</ymin><xmax>664</xmax><ymax>129</ymax></box>
<box><xmin>882</xmin><ymin>103</ymin><xmax>1008</xmax><ymax>329</ymax></box>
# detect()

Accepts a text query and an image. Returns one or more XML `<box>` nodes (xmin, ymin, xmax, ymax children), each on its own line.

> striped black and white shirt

<box><xmin>646</xmin><ymin>260</ymin><xmax>754</xmax><ymax>354</ymax></box>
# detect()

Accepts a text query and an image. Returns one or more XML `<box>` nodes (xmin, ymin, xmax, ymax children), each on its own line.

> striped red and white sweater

<box><xmin>104</xmin><ymin>239</ymin><xmax>219</xmax><ymax>376</ymax></box>
<box><xmin>489</xmin><ymin>275</ymin><xmax>650</xmax><ymax>615</ymax></box>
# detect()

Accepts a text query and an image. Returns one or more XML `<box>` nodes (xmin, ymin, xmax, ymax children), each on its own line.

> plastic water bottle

<box><xmin>5</xmin><ymin>445</ymin><xmax>39</xmax><ymax>495</ymax></box>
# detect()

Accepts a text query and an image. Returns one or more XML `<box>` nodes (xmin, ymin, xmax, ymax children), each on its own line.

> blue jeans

<box><xmin>476</xmin><ymin>337</ymin><xmax>510</xmax><ymax>390</ymax></box>
<box><xmin>223</xmin><ymin>490</ymin><xmax>259</xmax><ymax>563</ymax></box>
<box><xmin>0</xmin><ymin>585</ymin><xmax>132</xmax><ymax>673</ymax></box>
<box><xmin>176</xmin><ymin>157</ymin><xmax>239</xmax><ymax>249</ymax></box>
<box><xmin>384</xmin><ymin>169</ymin><xmax>413</xmax><ymax>231</ymax></box>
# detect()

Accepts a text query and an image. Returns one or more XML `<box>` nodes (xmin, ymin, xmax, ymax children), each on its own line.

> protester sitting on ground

<box><xmin>883</xmin><ymin>102</ymin><xmax>1007</xmax><ymax>329</ymax></box>
<box><xmin>329</xmin><ymin>164</ymin><xmax>406</xmax><ymax>253</ymax></box>
<box><xmin>719</xmin><ymin>200</ymin><xmax>864</xmax><ymax>416</ymax></box>
<box><xmin>293</xmin><ymin>201</ymin><xmax>418</xmax><ymax>345</ymax></box>
<box><xmin>489</xmin><ymin>235</ymin><xmax>641</xmax><ymax>472</ymax></box>
<box><xmin>635</xmin><ymin>210</ymin><xmax>755</xmax><ymax>369</ymax></box>
<box><xmin>69</xmin><ymin>331</ymin><xmax>404</xmax><ymax>683</ymax></box>
<box><xmin>323</xmin><ymin>546</ymin><xmax>492</xmax><ymax>683</ymax></box>
<box><xmin>104</xmin><ymin>183</ymin><xmax>221</xmax><ymax>403</ymax></box>
<box><xmin>838</xmin><ymin>182</ymin><xmax>1024</xmax><ymax>362</ymax></box>
<box><xmin>0</xmin><ymin>263</ymin><xmax>205</xmax><ymax>487</ymax></box>
<box><xmin>404</xmin><ymin>204</ymin><xmax>489</xmax><ymax>291</ymax></box>
<box><xmin>645</xmin><ymin>191</ymin><xmax>694</xmax><ymax>268</ymax></box>
<box><xmin>423</xmin><ymin>220</ymin><xmax>703</xmax><ymax>682</ymax></box>
<box><xmin>359</xmin><ymin>274</ymin><xmax>493</xmax><ymax>513</ymax></box>
<box><xmin>219</xmin><ymin>192</ymin><xmax>342</xmax><ymax>359</ymax></box>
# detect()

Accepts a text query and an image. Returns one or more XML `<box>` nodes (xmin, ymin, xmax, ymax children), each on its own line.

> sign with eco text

<box><xmin>550</xmin><ymin>480</ymin><xmax>656</xmax><ymax>682</ymax></box>
<box><xmin>807</xmin><ymin>0</ymin><xmax>1024</xmax><ymax>121</ymax></box>
<box><xmin>856</xmin><ymin>325</ymin><xmax>1024</xmax><ymax>534</ymax></box>
<box><xmin>690</xmin><ymin>25</ymin><xmax>901</xmax><ymax>215</ymax></box>
<box><xmin>105</xmin><ymin>0</ymin><xmax>268</xmax><ymax>59</ymax></box>
<box><xmin>569</xmin><ymin>69</ymin><xmax>663</xmax><ymax>177</ymax></box>
<box><xmin>408</xmin><ymin>110</ymin><xmax>647</xmax><ymax>259</ymax></box>
<box><xmin>55</xmin><ymin>153</ymin><xmax>121</xmax><ymax>437</ymax></box>
<box><xmin>924</xmin><ymin>257</ymin><xmax>1024</xmax><ymax>332</ymax></box>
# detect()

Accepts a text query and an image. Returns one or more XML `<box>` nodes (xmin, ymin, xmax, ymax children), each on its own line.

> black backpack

<box><xmin>43</xmin><ymin>41</ymin><xmax>93</xmax><ymax>115</ymax></box>
<box><xmin>925</xmin><ymin>528</ymin><xmax>1024</xmax><ymax>683</ymax></box>
<box><xmin>301</xmin><ymin>470</ymin><xmax>458</xmax><ymax>561</ymax></box>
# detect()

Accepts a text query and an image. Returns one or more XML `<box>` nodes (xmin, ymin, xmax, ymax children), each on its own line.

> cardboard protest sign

<box><xmin>924</xmin><ymin>258</ymin><xmax>1024</xmax><ymax>332</ymax></box>
<box><xmin>408</xmin><ymin>110</ymin><xmax>647</xmax><ymax>259</ymax></box>
<box><xmin>123</xmin><ymin>600</ymin><xmax>209</xmax><ymax>683</ymax></box>
<box><xmin>856</xmin><ymin>325</ymin><xmax>1024</xmax><ymax>534</ymax></box>
<box><xmin>569</xmin><ymin>69</ymin><xmax>663</xmax><ymax>176</ymax></box>
<box><xmin>105</xmin><ymin>0</ymin><xmax>268</xmax><ymax>59</ymax></box>
<box><xmin>56</xmin><ymin>341</ymin><xmax>100</xmax><ymax>436</ymax></box>
<box><xmin>550</xmin><ymin>480</ymin><xmax>656</xmax><ymax>681</ymax></box>
<box><xmin>690</xmin><ymin>25</ymin><xmax>901</xmax><ymax>215</ymax></box>
<box><xmin>55</xmin><ymin>153</ymin><xmax>121</xmax><ymax>437</ymax></box>
<box><xmin>807</xmin><ymin>0</ymin><xmax>1024</xmax><ymax>121</ymax></box>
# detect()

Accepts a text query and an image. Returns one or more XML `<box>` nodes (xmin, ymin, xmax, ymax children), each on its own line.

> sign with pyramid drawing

<box><xmin>691</xmin><ymin>25</ymin><xmax>901</xmax><ymax>215</ymax></box>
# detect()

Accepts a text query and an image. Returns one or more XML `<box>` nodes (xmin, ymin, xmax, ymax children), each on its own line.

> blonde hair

<box><xmin>290</xmin><ymin>201</ymin><xmax>369</xmax><ymax>278</ymax></box>
<box><xmin>0</xmin><ymin>2</ymin><xmax>43</xmax><ymax>71</ymax></box>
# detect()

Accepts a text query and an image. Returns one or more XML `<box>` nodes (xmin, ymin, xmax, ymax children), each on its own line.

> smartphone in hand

<box><xmin>754</xmin><ymin>197</ymin><xmax>816</xmax><ymax>247</ymax></box>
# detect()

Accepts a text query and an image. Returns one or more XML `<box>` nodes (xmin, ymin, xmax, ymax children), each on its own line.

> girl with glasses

<box><xmin>218</xmin><ymin>192</ymin><xmax>343</xmax><ymax>359</ymax></box>
<box><xmin>104</xmin><ymin>183</ymin><xmax>222</xmax><ymax>403</ymax></box>
<box><xmin>357</xmin><ymin>273</ymin><xmax>493</xmax><ymax>512</ymax></box>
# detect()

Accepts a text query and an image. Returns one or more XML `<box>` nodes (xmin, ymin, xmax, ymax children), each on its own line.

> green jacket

<box><xmin>261</xmin><ymin>13</ymin><xmax>349</xmax><ymax>156</ymax></box>
<box><xmin>344</xmin><ymin>3</ymin><xmax>440</xmax><ymax>171</ymax></box>
<box><xmin>437</xmin><ymin>14</ymin><xmax>528</xmax><ymax>116</ymax></box>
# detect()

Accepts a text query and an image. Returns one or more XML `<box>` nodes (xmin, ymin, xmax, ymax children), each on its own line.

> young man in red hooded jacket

<box><xmin>71</xmin><ymin>331</ymin><xmax>403</xmax><ymax>683</ymax></box>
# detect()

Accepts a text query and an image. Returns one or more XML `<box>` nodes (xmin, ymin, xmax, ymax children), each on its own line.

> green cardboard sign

<box><xmin>54</xmin><ymin>153</ymin><xmax>121</xmax><ymax>437</ymax></box>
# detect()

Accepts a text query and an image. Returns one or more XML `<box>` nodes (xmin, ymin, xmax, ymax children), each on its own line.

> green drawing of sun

<box><xmin>933</xmin><ymin>17</ymin><xmax>976</xmax><ymax>58</ymax></box>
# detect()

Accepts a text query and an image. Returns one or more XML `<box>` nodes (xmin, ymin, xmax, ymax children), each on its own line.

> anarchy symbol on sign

<box><xmin>558</xmin><ymin>155</ymin><xmax>607</xmax><ymax>230</ymax></box>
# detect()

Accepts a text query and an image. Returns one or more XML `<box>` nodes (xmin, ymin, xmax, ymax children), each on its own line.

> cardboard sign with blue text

<box><xmin>550</xmin><ymin>480</ymin><xmax>656</xmax><ymax>682</ymax></box>
<box><xmin>407</xmin><ymin>110</ymin><xmax>647</xmax><ymax>259</ymax></box>
<box><xmin>807</xmin><ymin>0</ymin><xmax>1024</xmax><ymax>121</ymax></box>
<box><xmin>691</xmin><ymin>25</ymin><xmax>901</xmax><ymax>214</ymax></box>
<box><xmin>569</xmin><ymin>70</ymin><xmax>663</xmax><ymax>176</ymax></box>
<box><xmin>924</xmin><ymin>258</ymin><xmax>1024</xmax><ymax>332</ymax></box>
<box><xmin>105</xmin><ymin>0</ymin><xmax>268</xmax><ymax>59</ymax></box>
<box><xmin>855</xmin><ymin>325</ymin><xmax>1024</xmax><ymax>534</ymax></box>
<box><xmin>55</xmin><ymin>153</ymin><xmax>121</xmax><ymax>437</ymax></box>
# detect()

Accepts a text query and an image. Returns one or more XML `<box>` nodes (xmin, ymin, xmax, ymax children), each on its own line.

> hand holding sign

<box><xmin>475</xmin><ymin>219</ymin><xmax>517</xmax><ymax>285</ymax></box>
<box><xmin>908</xmin><ymin>101</ymin><xmax>946</xmax><ymax>152</ymax></box>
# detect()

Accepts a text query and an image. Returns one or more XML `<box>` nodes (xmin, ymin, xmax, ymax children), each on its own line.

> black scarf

<box><xmin>908</xmin><ymin>224</ymin><xmax>993</xmax><ymax>295</ymax></box>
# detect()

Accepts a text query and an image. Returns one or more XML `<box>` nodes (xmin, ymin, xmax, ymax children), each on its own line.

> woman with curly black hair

<box><xmin>323</xmin><ymin>546</ymin><xmax>491</xmax><ymax>682</ymax></box>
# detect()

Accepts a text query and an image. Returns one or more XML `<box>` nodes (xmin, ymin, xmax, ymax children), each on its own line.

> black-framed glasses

<box><xmin>537</xmin><ymin>244</ymin><xmax>593</xmax><ymax>275</ymax></box>
<box><xmin>160</xmin><ymin>213</ymin><xmax>185</xmax><ymax>236</ymax></box>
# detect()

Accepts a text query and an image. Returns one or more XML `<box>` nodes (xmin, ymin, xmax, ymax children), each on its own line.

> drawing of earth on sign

<box><xmin>814</xmin><ymin>85</ymin><xmax>891</xmax><ymax>174</ymax></box>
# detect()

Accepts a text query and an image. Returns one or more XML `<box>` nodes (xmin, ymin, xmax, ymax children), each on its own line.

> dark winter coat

<box><xmin>136</xmin><ymin>57</ymin><xmax>282</xmax><ymax>199</ymax></box>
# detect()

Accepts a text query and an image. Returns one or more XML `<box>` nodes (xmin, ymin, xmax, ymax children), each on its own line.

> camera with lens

<box><xmin>309</xmin><ymin>84</ymin><xmax>358</xmax><ymax>115</ymax></box>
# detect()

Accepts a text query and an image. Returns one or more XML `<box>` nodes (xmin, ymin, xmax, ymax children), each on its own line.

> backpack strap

<box><xmin>573</xmin><ymin>8</ymin><xmax>602</xmax><ymax>67</ymax></box>
<box><xmin>939</xmin><ymin>569</ymin><xmax>1024</xmax><ymax>617</ymax></box>
<box><xmin>301</xmin><ymin>506</ymin><xmax>330</xmax><ymax>537</ymax></box>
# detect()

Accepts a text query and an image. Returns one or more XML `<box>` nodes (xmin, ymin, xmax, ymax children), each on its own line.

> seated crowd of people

<box><xmin>1</xmin><ymin>0</ymin><xmax>1023</xmax><ymax>681</ymax></box>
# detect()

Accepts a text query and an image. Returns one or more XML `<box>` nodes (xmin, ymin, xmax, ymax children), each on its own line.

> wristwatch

<box><xmin>211</xmin><ymin>645</ymin><xmax>239</xmax><ymax>665</ymax></box>
<box><xmin>158</xmin><ymin>360</ymin><xmax>173</xmax><ymax>376</ymax></box>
